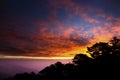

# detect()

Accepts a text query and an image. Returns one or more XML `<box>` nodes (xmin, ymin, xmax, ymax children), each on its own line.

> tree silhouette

<box><xmin>87</xmin><ymin>42</ymin><xmax>111</xmax><ymax>59</ymax></box>
<box><xmin>38</xmin><ymin>61</ymin><xmax>65</xmax><ymax>80</ymax></box>
<box><xmin>12</xmin><ymin>72</ymin><xmax>37</xmax><ymax>80</ymax></box>
<box><xmin>73</xmin><ymin>53</ymin><xmax>92</xmax><ymax>65</ymax></box>
<box><xmin>110</xmin><ymin>37</ymin><xmax>120</xmax><ymax>56</ymax></box>
<box><xmin>87</xmin><ymin>37</ymin><xmax>120</xmax><ymax>58</ymax></box>
<box><xmin>5</xmin><ymin>37</ymin><xmax>120</xmax><ymax>80</ymax></box>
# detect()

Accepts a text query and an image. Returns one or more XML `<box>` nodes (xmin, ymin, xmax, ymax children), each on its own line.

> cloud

<box><xmin>1</xmin><ymin>0</ymin><xmax>120</xmax><ymax>57</ymax></box>
<box><xmin>30</xmin><ymin>20</ymin><xmax>94</xmax><ymax>57</ymax></box>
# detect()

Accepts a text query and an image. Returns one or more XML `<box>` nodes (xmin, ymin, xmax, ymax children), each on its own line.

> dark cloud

<box><xmin>0</xmin><ymin>40</ymin><xmax>25</xmax><ymax>55</ymax></box>
<box><xmin>73</xmin><ymin>0</ymin><xmax>120</xmax><ymax>16</ymax></box>
<box><xmin>70</xmin><ymin>37</ymin><xmax>90</xmax><ymax>46</ymax></box>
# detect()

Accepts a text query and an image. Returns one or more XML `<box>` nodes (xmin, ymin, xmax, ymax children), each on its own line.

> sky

<box><xmin>1</xmin><ymin>0</ymin><xmax>120</xmax><ymax>59</ymax></box>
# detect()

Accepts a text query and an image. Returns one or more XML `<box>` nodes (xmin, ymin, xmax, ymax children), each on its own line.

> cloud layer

<box><xmin>1</xmin><ymin>0</ymin><xmax>120</xmax><ymax>57</ymax></box>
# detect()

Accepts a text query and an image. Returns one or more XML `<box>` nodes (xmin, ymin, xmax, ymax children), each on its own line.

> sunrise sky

<box><xmin>1</xmin><ymin>0</ymin><xmax>120</xmax><ymax>59</ymax></box>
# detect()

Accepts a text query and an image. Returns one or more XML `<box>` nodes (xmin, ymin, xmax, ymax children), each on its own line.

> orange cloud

<box><xmin>90</xmin><ymin>26</ymin><xmax>113</xmax><ymax>43</ymax></box>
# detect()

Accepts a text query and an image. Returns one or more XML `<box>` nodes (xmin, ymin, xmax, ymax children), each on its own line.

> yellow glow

<box><xmin>0</xmin><ymin>55</ymin><xmax>73</xmax><ymax>60</ymax></box>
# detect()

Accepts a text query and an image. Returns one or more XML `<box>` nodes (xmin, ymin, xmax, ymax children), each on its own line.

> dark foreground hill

<box><xmin>4</xmin><ymin>37</ymin><xmax>120</xmax><ymax>80</ymax></box>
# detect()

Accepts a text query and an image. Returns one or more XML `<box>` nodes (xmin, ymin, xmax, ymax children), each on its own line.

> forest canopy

<box><xmin>6</xmin><ymin>37</ymin><xmax>120</xmax><ymax>80</ymax></box>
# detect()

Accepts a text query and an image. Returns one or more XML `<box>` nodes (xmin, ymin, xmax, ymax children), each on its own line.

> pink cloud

<box><xmin>84</xmin><ymin>17</ymin><xmax>100</xmax><ymax>23</ymax></box>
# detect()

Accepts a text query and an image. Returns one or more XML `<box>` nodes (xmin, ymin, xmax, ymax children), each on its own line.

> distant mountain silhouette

<box><xmin>0</xmin><ymin>62</ymin><xmax>37</xmax><ymax>80</ymax></box>
<box><xmin>4</xmin><ymin>37</ymin><xmax>120</xmax><ymax>80</ymax></box>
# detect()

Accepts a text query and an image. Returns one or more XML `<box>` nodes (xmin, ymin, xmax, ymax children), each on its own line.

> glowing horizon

<box><xmin>0</xmin><ymin>55</ymin><xmax>73</xmax><ymax>60</ymax></box>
